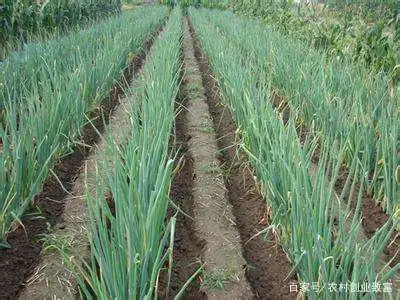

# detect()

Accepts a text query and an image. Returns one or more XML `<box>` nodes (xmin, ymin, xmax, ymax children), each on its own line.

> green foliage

<box><xmin>327</xmin><ymin>0</ymin><xmax>399</xmax><ymax>13</ymax></box>
<box><xmin>190</xmin><ymin>7</ymin><xmax>399</xmax><ymax>297</ymax></box>
<box><xmin>0</xmin><ymin>6</ymin><xmax>168</xmax><ymax>247</ymax></box>
<box><xmin>206</xmin><ymin>5</ymin><xmax>399</xmax><ymax>221</ymax></box>
<box><xmin>63</xmin><ymin>8</ymin><xmax>182</xmax><ymax>299</ymax></box>
<box><xmin>233</xmin><ymin>0</ymin><xmax>400</xmax><ymax>84</ymax></box>
<box><xmin>159</xmin><ymin>0</ymin><xmax>229</xmax><ymax>9</ymax></box>
<box><xmin>0</xmin><ymin>0</ymin><xmax>122</xmax><ymax>58</ymax></box>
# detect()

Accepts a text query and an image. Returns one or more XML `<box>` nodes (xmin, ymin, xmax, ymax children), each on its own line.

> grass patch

<box><xmin>185</xmin><ymin>82</ymin><xmax>203</xmax><ymax>98</ymax></box>
<box><xmin>200</xmin><ymin>161</ymin><xmax>220</xmax><ymax>175</ymax></box>
<box><xmin>200</xmin><ymin>267</ymin><xmax>235</xmax><ymax>291</ymax></box>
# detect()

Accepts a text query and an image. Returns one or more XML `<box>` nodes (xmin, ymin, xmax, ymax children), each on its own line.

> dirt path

<box><xmin>181</xmin><ymin>18</ymin><xmax>252</xmax><ymax>299</ymax></box>
<box><xmin>188</xmin><ymin>18</ymin><xmax>297</xmax><ymax>299</ymax></box>
<box><xmin>12</xmin><ymin>28</ymin><xmax>162</xmax><ymax>300</ymax></box>
<box><xmin>164</xmin><ymin>43</ymin><xmax>205</xmax><ymax>300</ymax></box>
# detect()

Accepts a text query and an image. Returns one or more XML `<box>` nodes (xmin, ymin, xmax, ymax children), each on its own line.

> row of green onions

<box><xmin>189</xmin><ymin>8</ymin><xmax>399</xmax><ymax>298</ymax></box>
<box><xmin>63</xmin><ymin>8</ymin><xmax>183</xmax><ymax>299</ymax></box>
<box><xmin>0</xmin><ymin>6</ymin><xmax>169</xmax><ymax>247</ymax></box>
<box><xmin>202</xmin><ymin>9</ymin><xmax>399</xmax><ymax>216</ymax></box>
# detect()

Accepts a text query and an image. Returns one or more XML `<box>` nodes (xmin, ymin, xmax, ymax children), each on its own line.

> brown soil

<box><xmin>182</xmin><ymin>18</ymin><xmax>252</xmax><ymax>299</ymax></box>
<box><xmin>189</xmin><ymin>18</ymin><xmax>297</xmax><ymax>299</ymax></box>
<box><xmin>273</xmin><ymin>84</ymin><xmax>400</xmax><ymax>276</ymax></box>
<box><xmin>361</xmin><ymin>198</ymin><xmax>400</xmax><ymax>269</ymax></box>
<box><xmin>160</xmin><ymin>38</ymin><xmax>206</xmax><ymax>300</ymax></box>
<box><xmin>334</xmin><ymin>152</ymin><xmax>399</xmax><ymax>271</ymax></box>
<box><xmin>0</xmin><ymin>26</ymin><xmax>162</xmax><ymax>300</ymax></box>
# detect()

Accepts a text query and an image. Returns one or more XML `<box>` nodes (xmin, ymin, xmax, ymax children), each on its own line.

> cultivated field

<box><xmin>0</xmin><ymin>2</ymin><xmax>398</xmax><ymax>299</ymax></box>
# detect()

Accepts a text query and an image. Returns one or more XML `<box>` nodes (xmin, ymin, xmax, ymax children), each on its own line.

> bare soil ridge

<box><xmin>182</xmin><ymin>18</ymin><xmax>252</xmax><ymax>299</ymax></box>
<box><xmin>188</xmin><ymin>17</ymin><xmax>297</xmax><ymax>299</ymax></box>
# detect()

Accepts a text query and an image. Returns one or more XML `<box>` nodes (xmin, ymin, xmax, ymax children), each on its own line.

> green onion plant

<box><xmin>63</xmin><ymin>8</ymin><xmax>183</xmax><ymax>299</ymax></box>
<box><xmin>189</xmin><ymin>8</ymin><xmax>399</xmax><ymax>298</ymax></box>
<box><xmin>0</xmin><ymin>6</ymin><xmax>169</xmax><ymax>247</ymax></box>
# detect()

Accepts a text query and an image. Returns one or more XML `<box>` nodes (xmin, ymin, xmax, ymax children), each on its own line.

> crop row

<box><xmin>189</xmin><ymin>8</ymin><xmax>399</xmax><ymax>298</ymax></box>
<box><xmin>0</xmin><ymin>6</ymin><xmax>169</xmax><ymax>247</ymax></box>
<box><xmin>203</xmin><ymin>8</ymin><xmax>399</xmax><ymax>218</ymax></box>
<box><xmin>63</xmin><ymin>8</ymin><xmax>183</xmax><ymax>299</ymax></box>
